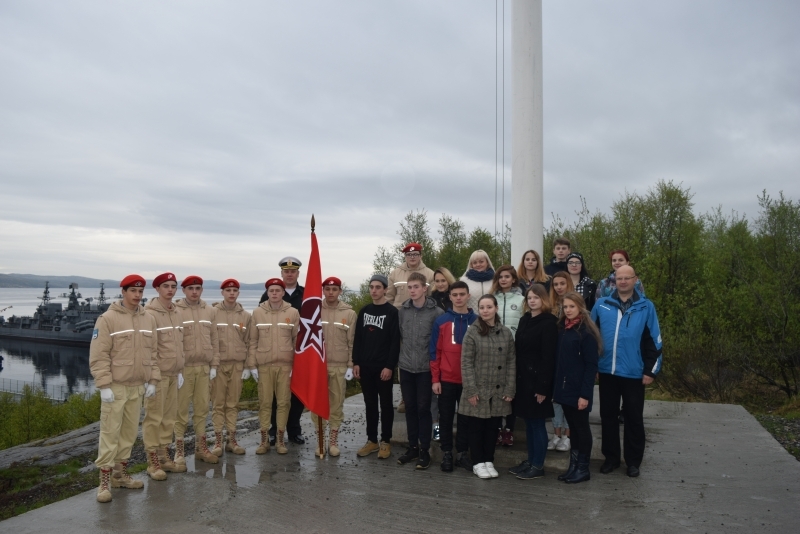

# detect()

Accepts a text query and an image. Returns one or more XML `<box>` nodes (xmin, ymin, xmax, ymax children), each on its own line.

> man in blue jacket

<box><xmin>591</xmin><ymin>265</ymin><xmax>662</xmax><ymax>478</ymax></box>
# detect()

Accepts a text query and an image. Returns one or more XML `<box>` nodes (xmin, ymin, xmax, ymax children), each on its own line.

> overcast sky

<box><xmin>1</xmin><ymin>0</ymin><xmax>798</xmax><ymax>288</ymax></box>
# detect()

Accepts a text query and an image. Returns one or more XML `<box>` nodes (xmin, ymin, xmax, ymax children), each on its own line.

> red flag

<box><xmin>291</xmin><ymin>227</ymin><xmax>330</xmax><ymax>419</ymax></box>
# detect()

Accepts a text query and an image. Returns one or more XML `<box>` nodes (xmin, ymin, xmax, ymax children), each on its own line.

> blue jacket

<box><xmin>591</xmin><ymin>291</ymin><xmax>663</xmax><ymax>379</ymax></box>
<box><xmin>552</xmin><ymin>322</ymin><xmax>599</xmax><ymax>411</ymax></box>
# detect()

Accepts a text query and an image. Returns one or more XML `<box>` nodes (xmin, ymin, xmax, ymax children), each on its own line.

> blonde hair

<box><xmin>558</xmin><ymin>291</ymin><xmax>603</xmax><ymax>355</ymax></box>
<box><xmin>523</xmin><ymin>284</ymin><xmax>552</xmax><ymax>315</ymax></box>
<box><xmin>517</xmin><ymin>249</ymin><xmax>550</xmax><ymax>285</ymax></box>
<box><xmin>463</xmin><ymin>249</ymin><xmax>495</xmax><ymax>276</ymax></box>
<box><xmin>433</xmin><ymin>267</ymin><xmax>456</xmax><ymax>287</ymax></box>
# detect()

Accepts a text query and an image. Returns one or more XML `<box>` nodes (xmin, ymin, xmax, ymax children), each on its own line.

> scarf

<box><xmin>466</xmin><ymin>268</ymin><xmax>495</xmax><ymax>282</ymax></box>
<box><xmin>564</xmin><ymin>316</ymin><xmax>582</xmax><ymax>330</ymax></box>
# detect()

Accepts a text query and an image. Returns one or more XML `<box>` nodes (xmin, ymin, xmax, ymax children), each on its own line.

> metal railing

<box><xmin>0</xmin><ymin>377</ymin><xmax>76</xmax><ymax>402</ymax></box>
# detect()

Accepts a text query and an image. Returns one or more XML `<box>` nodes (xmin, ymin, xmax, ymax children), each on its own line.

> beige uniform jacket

<box><xmin>321</xmin><ymin>300</ymin><xmax>357</xmax><ymax>369</ymax></box>
<box><xmin>145</xmin><ymin>298</ymin><xmax>185</xmax><ymax>377</ymax></box>
<box><xmin>246</xmin><ymin>301</ymin><xmax>299</xmax><ymax>368</ymax></box>
<box><xmin>90</xmin><ymin>301</ymin><xmax>161</xmax><ymax>389</ymax></box>
<box><xmin>175</xmin><ymin>298</ymin><xmax>220</xmax><ymax>368</ymax></box>
<box><xmin>386</xmin><ymin>261</ymin><xmax>434</xmax><ymax>308</ymax></box>
<box><xmin>212</xmin><ymin>301</ymin><xmax>251</xmax><ymax>364</ymax></box>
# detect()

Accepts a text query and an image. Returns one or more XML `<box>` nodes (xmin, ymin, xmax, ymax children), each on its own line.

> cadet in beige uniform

<box><xmin>143</xmin><ymin>272</ymin><xmax>185</xmax><ymax>480</ymax></box>
<box><xmin>174</xmin><ymin>275</ymin><xmax>220</xmax><ymax>465</ymax></box>
<box><xmin>212</xmin><ymin>278</ymin><xmax>251</xmax><ymax>455</ymax></box>
<box><xmin>90</xmin><ymin>274</ymin><xmax>159</xmax><ymax>503</ymax></box>
<box><xmin>312</xmin><ymin>277</ymin><xmax>357</xmax><ymax>457</ymax></box>
<box><xmin>246</xmin><ymin>278</ymin><xmax>299</xmax><ymax>454</ymax></box>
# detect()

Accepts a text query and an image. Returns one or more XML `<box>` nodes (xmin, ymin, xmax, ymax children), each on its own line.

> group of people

<box><xmin>89</xmin><ymin>238</ymin><xmax>662</xmax><ymax>502</ymax></box>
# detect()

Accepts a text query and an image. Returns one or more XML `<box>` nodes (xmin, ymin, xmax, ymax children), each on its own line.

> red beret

<box><xmin>152</xmin><ymin>272</ymin><xmax>177</xmax><ymax>288</ymax></box>
<box><xmin>220</xmin><ymin>278</ymin><xmax>240</xmax><ymax>289</ymax></box>
<box><xmin>402</xmin><ymin>242</ymin><xmax>423</xmax><ymax>253</ymax></box>
<box><xmin>181</xmin><ymin>275</ymin><xmax>203</xmax><ymax>288</ymax></box>
<box><xmin>120</xmin><ymin>274</ymin><xmax>146</xmax><ymax>288</ymax></box>
<box><xmin>265</xmin><ymin>278</ymin><xmax>286</xmax><ymax>290</ymax></box>
<box><xmin>322</xmin><ymin>277</ymin><xmax>342</xmax><ymax>288</ymax></box>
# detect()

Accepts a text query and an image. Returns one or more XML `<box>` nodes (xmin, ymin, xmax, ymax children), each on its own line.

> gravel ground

<box><xmin>755</xmin><ymin>414</ymin><xmax>800</xmax><ymax>461</ymax></box>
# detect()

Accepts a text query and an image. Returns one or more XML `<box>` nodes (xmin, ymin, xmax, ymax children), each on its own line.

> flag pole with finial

<box><xmin>312</xmin><ymin>214</ymin><xmax>325</xmax><ymax>458</ymax></box>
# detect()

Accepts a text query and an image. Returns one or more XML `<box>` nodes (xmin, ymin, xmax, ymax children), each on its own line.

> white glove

<box><xmin>250</xmin><ymin>368</ymin><xmax>259</xmax><ymax>382</ymax></box>
<box><xmin>241</xmin><ymin>369</ymin><xmax>251</xmax><ymax>380</ymax></box>
<box><xmin>345</xmin><ymin>368</ymin><xmax>354</xmax><ymax>380</ymax></box>
<box><xmin>289</xmin><ymin>370</ymin><xmax>292</xmax><ymax>378</ymax></box>
<box><xmin>100</xmin><ymin>388</ymin><xmax>115</xmax><ymax>403</ymax></box>
<box><xmin>177</xmin><ymin>373</ymin><xmax>184</xmax><ymax>389</ymax></box>
<box><xmin>145</xmin><ymin>384</ymin><xmax>157</xmax><ymax>398</ymax></box>
<box><xmin>210</xmin><ymin>368</ymin><xmax>217</xmax><ymax>380</ymax></box>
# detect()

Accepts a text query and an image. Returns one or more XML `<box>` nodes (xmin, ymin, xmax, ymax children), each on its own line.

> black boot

<box><xmin>565</xmin><ymin>453</ymin><xmax>591</xmax><ymax>484</ymax></box>
<box><xmin>397</xmin><ymin>447</ymin><xmax>419</xmax><ymax>465</ymax></box>
<box><xmin>558</xmin><ymin>450</ymin><xmax>579</xmax><ymax>481</ymax></box>
<box><xmin>456</xmin><ymin>451</ymin><xmax>472</xmax><ymax>472</ymax></box>
<box><xmin>441</xmin><ymin>451</ymin><xmax>454</xmax><ymax>472</ymax></box>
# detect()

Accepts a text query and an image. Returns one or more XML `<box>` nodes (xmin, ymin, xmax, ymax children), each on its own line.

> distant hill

<box><xmin>0</xmin><ymin>273</ymin><xmax>265</xmax><ymax>291</ymax></box>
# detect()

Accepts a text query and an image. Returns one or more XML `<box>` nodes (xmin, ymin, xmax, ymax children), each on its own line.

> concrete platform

<box><xmin>3</xmin><ymin>389</ymin><xmax>799</xmax><ymax>532</ymax></box>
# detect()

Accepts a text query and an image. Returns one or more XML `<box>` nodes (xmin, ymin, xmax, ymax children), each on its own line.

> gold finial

<box><xmin>311</xmin><ymin>214</ymin><xmax>316</xmax><ymax>232</ymax></box>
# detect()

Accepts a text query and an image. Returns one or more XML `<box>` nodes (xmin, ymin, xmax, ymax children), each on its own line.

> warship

<box><xmin>0</xmin><ymin>282</ymin><xmax>115</xmax><ymax>346</ymax></box>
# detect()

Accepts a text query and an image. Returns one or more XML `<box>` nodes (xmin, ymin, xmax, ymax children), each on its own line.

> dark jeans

<box><xmin>562</xmin><ymin>404</ymin><xmax>592</xmax><ymax>457</ymax></box>
<box><xmin>599</xmin><ymin>373</ymin><xmax>646</xmax><ymax>466</ymax></box>
<box><xmin>524</xmin><ymin>417</ymin><xmax>548</xmax><ymax>467</ymax></box>
<box><xmin>438</xmin><ymin>381</ymin><xmax>468</xmax><ymax>454</ymax></box>
<box><xmin>269</xmin><ymin>392</ymin><xmax>304</xmax><ymax>439</ymax></box>
<box><xmin>359</xmin><ymin>366</ymin><xmax>394</xmax><ymax>443</ymax></box>
<box><xmin>399</xmin><ymin>369</ymin><xmax>432</xmax><ymax>451</ymax></box>
<box><xmin>467</xmin><ymin>415</ymin><xmax>502</xmax><ymax>464</ymax></box>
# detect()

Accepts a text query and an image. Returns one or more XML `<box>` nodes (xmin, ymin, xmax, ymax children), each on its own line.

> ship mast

<box><xmin>39</xmin><ymin>281</ymin><xmax>51</xmax><ymax>307</ymax></box>
<box><xmin>98</xmin><ymin>283</ymin><xmax>107</xmax><ymax>305</ymax></box>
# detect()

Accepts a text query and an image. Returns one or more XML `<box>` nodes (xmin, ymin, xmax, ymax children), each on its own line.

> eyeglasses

<box><xmin>405</xmin><ymin>253</ymin><xmax>421</xmax><ymax>257</ymax></box>
<box><xmin>567</xmin><ymin>261</ymin><xmax>582</xmax><ymax>266</ymax></box>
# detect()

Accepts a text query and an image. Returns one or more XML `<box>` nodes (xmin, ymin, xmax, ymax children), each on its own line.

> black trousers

<box><xmin>599</xmin><ymin>373</ymin><xmax>646</xmax><ymax>467</ymax></box>
<box><xmin>269</xmin><ymin>393</ymin><xmax>305</xmax><ymax>439</ymax></box>
<box><xmin>399</xmin><ymin>369</ymin><xmax>432</xmax><ymax>451</ymax></box>
<box><xmin>360</xmin><ymin>366</ymin><xmax>394</xmax><ymax>443</ymax></box>
<box><xmin>438</xmin><ymin>381</ymin><xmax>469</xmax><ymax>454</ymax></box>
<box><xmin>561</xmin><ymin>404</ymin><xmax>592</xmax><ymax>456</ymax></box>
<box><xmin>466</xmin><ymin>415</ymin><xmax>502</xmax><ymax>464</ymax></box>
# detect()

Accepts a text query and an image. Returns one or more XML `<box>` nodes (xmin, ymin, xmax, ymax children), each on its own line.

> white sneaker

<box><xmin>547</xmin><ymin>435</ymin><xmax>560</xmax><ymax>450</ymax></box>
<box><xmin>484</xmin><ymin>462</ymin><xmax>499</xmax><ymax>478</ymax></box>
<box><xmin>473</xmin><ymin>462</ymin><xmax>491</xmax><ymax>479</ymax></box>
<box><xmin>556</xmin><ymin>436</ymin><xmax>571</xmax><ymax>451</ymax></box>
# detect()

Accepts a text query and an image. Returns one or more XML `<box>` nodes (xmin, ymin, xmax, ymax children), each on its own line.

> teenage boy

<box><xmin>212</xmin><ymin>279</ymin><xmax>251</xmax><ymax>456</ymax></box>
<box><xmin>544</xmin><ymin>237</ymin><xmax>571</xmax><ymax>276</ymax></box>
<box><xmin>397</xmin><ymin>272</ymin><xmax>444</xmax><ymax>469</ymax></box>
<box><xmin>143</xmin><ymin>272</ymin><xmax>185</xmax><ymax>480</ymax></box>
<box><xmin>592</xmin><ymin>265</ymin><xmax>663</xmax><ymax>478</ymax></box>
<box><xmin>174</xmin><ymin>275</ymin><xmax>219</xmax><ymax>466</ymax></box>
<box><xmin>386</xmin><ymin>243</ymin><xmax>435</xmax><ymax>308</ymax></box>
<box><xmin>353</xmin><ymin>274</ymin><xmax>401</xmax><ymax>460</ymax></box>
<box><xmin>312</xmin><ymin>277</ymin><xmax>357</xmax><ymax>457</ymax></box>
<box><xmin>90</xmin><ymin>274</ymin><xmax>159</xmax><ymax>503</ymax></box>
<box><xmin>247</xmin><ymin>278</ymin><xmax>299</xmax><ymax>454</ymax></box>
<box><xmin>430</xmin><ymin>281</ymin><xmax>477</xmax><ymax>472</ymax></box>
<box><xmin>262</xmin><ymin>256</ymin><xmax>307</xmax><ymax>446</ymax></box>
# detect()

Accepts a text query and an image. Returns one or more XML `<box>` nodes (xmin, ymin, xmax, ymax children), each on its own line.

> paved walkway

<box><xmin>3</xmin><ymin>387</ymin><xmax>798</xmax><ymax>533</ymax></box>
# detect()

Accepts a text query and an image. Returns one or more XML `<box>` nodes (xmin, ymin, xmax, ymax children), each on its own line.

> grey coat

<box><xmin>398</xmin><ymin>297</ymin><xmax>444</xmax><ymax>373</ymax></box>
<box><xmin>458</xmin><ymin>322</ymin><xmax>516</xmax><ymax>418</ymax></box>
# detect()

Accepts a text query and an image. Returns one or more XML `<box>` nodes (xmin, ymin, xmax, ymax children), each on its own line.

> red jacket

<box><xmin>429</xmin><ymin>309</ymin><xmax>477</xmax><ymax>384</ymax></box>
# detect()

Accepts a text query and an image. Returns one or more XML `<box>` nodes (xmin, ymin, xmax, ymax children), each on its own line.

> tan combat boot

<box><xmin>211</xmin><ymin>430</ymin><xmax>224</xmax><ymax>457</ymax></box>
<box><xmin>97</xmin><ymin>467</ymin><xmax>113</xmax><ymax>503</ymax></box>
<box><xmin>226</xmin><ymin>430</ymin><xmax>246</xmax><ymax>455</ymax></box>
<box><xmin>329</xmin><ymin>428</ymin><xmax>340</xmax><ymax>457</ymax></box>
<box><xmin>112</xmin><ymin>461</ymin><xmax>144</xmax><ymax>489</ymax></box>
<box><xmin>174</xmin><ymin>439</ymin><xmax>186</xmax><ymax>468</ymax></box>
<box><xmin>196</xmin><ymin>435</ymin><xmax>220</xmax><ymax>464</ymax></box>
<box><xmin>158</xmin><ymin>446</ymin><xmax>187</xmax><ymax>473</ymax></box>
<box><xmin>276</xmin><ymin>429</ymin><xmax>288</xmax><ymax>454</ymax></box>
<box><xmin>378</xmin><ymin>441</ymin><xmax>392</xmax><ymax>459</ymax></box>
<box><xmin>255</xmin><ymin>429</ymin><xmax>270</xmax><ymax>454</ymax></box>
<box><xmin>146</xmin><ymin>450</ymin><xmax>167</xmax><ymax>481</ymax></box>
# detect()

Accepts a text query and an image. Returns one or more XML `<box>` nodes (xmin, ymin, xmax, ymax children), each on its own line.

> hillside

<box><xmin>0</xmin><ymin>273</ymin><xmax>264</xmax><ymax>290</ymax></box>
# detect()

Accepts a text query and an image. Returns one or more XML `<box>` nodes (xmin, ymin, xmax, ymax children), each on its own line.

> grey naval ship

<box><xmin>0</xmin><ymin>282</ymin><xmax>115</xmax><ymax>346</ymax></box>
